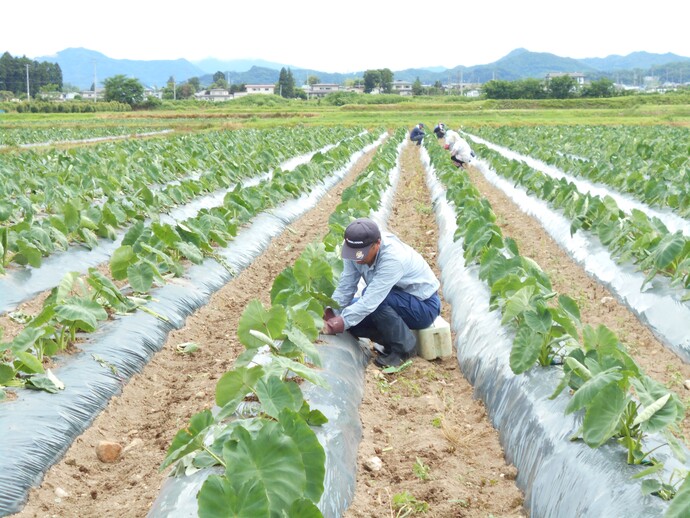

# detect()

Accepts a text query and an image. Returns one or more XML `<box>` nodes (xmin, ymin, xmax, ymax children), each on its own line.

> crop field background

<box><xmin>1</xmin><ymin>94</ymin><xmax>689</xmax><ymax>517</ymax></box>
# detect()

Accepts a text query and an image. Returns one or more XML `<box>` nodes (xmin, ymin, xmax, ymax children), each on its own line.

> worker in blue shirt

<box><xmin>322</xmin><ymin>218</ymin><xmax>441</xmax><ymax>368</ymax></box>
<box><xmin>409</xmin><ymin>123</ymin><xmax>425</xmax><ymax>146</ymax></box>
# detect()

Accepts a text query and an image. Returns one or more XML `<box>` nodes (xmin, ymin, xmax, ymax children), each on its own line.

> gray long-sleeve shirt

<box><xmin>331</xmin><ymin>232</ymin><xmax>440</xmax><ymax>329</ymax></box>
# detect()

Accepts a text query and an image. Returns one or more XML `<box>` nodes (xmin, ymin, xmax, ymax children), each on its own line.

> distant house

<box><xmin>391</xmin><ymin>80</ymin><xmax>412</xmax><ymax>96</ymax></box>
<box><xmin>80</xmin><ymin>88</ymin><xmax>104</xmax><ymax>101</ymax></box>
<box><xmin>444</xmin><ymin>83</ymin><xmax>482</xmax><ymax>97</ymax></box>
<box><xmin>143</xmin><ymin>88</ymin><xmax>163</xmax><ymax>100</ymax></box>
<box><xmin>305</xmin><ymin>83</ymin><xmax>340</xmax><ymax>99</ymax></box>
<box><xmin>545</xmin><ymin>72</ymin><xmax>586</xmax><ymax>85</ymax></box>
<box><xmin>195</xmin><ymin>88</ymin><xmax>232</xmax><ymax>102</ymax></box>
<box><xmin>245</xmin><ymin>84</ymin><xmax>275</xmax><ymax>95</ymax></box>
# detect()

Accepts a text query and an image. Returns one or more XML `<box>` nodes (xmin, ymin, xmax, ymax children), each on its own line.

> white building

<box><xmin>305</xmin><ymin>83</ymin><xmax>340</xmax><ymax>99</ymax></box>
<box><xmin>245</xmin><ymin>84</ymin><xmax>275</xmax><ymax>95</ymax></box>
<box><xmin>194</xmin><ymin>88</ymin><xmax>232</xmax><ymax>102</ymax></box>
<box><xmin>391</xmin><ymin>80</ymin><xmax>412</xmax><ymax>95</ymax></box>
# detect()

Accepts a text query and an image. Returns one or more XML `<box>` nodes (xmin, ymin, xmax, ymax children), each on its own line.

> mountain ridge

<box><xmin>33</xmin><ymin>47</ymin><xmax>690</xmax><ymax>90</ymax></box>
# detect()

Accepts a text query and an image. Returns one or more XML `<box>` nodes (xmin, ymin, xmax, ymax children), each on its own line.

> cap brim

<box><xmin>342</xmin><ymin>241</ymin><xmax>373</xmax><ymax>261</ymax></box>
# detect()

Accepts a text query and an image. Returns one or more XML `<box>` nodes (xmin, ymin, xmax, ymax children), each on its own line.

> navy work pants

<box><xmin>348</xmin><ymin>288</ymin><xmax>441</xmax><ymax>357</ymax></box>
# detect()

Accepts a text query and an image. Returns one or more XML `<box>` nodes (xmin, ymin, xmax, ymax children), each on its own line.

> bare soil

<box><xmin>10</xmin><ymin>141</ymin><xmax>526</xmax><ymax>518</ymax></box>
<box><xmin>9</xmin><ymin>136</ymin><xmax>690</xmax><ymax>518</ymax></box>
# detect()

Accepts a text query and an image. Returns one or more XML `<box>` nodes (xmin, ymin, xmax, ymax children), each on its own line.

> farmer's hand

<box><xmin>323</xmin><ymin>307</ymin><xmax>336</xmax><ymax>321</ymax></box>
<box><xmin>322</xmin><ymin>316</ymin><xmax>345</xmax><ymax>335</ymax></box>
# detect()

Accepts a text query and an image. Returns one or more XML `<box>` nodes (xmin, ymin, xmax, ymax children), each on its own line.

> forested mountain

<box><xmin>38</xmin><ymin>48</ymin><xmax>205</xmax><ymax>89</ymax></box>
<box><xmin>13</xmin><ymin>47</ymin><xmax>690</xmax><ymax>90</ymax></box>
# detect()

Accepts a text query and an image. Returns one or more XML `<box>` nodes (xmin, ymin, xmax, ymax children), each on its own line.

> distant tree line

<box><xmin>0</xmin><ymin>52</ymin><xmax>63</xmax><ymax>98</ymax></box>
<box><xmin>482</xmin><ymin>76</ymin><xmax>619</xmax><ymax>99</ymax></box>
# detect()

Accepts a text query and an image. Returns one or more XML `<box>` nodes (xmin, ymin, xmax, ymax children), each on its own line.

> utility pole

<box><xmin>173</xmin><ymin>78</ymin><xmax>176</xmax><ymax>100</ymax></box>
<box><xmin>93</xmin><ymin>59</ymin><xmax>97</xmax><ymax>102</ymax></box>
<box><xmin>25</xmin><ymin>64</ymin><xmax>30</xmax><ymax>101</ymax></box>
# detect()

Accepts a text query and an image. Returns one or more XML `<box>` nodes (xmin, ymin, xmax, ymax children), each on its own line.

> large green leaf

<box><xmin>582</xmin><ymin>384</ymin><xmax>628</xmax><ymax>448</ymax></box>
<box><xmin>582</xmin><ymin>324</ymin><xmax>619</xmax><ymax>354</ymax></box>
<box><xmin>238</xmin><ymin>300</ymin><xmax>287</xmax><ymax>350</ymax></box>
<box><xmin>509</xmin><ymin>323</ymin><xmax>543</xmax><ymax>375</ymax></box>
<box><xmin>255</xmin><ymin>376</ymin><xmax>304</xmax><ymax>419</ymax></box>
<box><xmin>24</xmin><ymin>369</ymin><xmax>63</xmax><ymax>393</ymax></box>
<box><xmin>79</xmin><ymin>227</ymin><xmax>99</xmax><ymax>250</ymax></box>
<box><xmin>198</xmin><ymin>476</ymin><xmax>269</xmax><ymax>518</ymax></box>
<box><xmin>110</xmin><ymin>245</ymin><xmax>136</xmax><ymax>280</ymax></box>
<box><xmin>127</xmin><ymin>262</ymin><xmax>154</xmax><ymax>293</ymax></box>
<box><xmin>557</xmin><ymin>294</ymin><xmax>581</xmax><ymax>325</ymax></box>
<box><xmin>631</xmin><ymin>376</ymin><xmax>683</xmax><ymax>434</ymax></box>
<box><xmin>215</xmin><ymin>365</ymin><xmax>265</xmax><ymax>420</ymax></box>
<box><xmin>175</xmin><ymin>241</ymin><xmax>204</xmax><ymax>264</ymax></box>
<box><xmin>86</xmin><ymin>269</ymin><xmax>136</xmax><ymax>312</ymax></box>
<box><xmin>49</xmin><ymin>271</ymin><xmax>80</xmax><ymax>305</ymax></box>
<box><xmin>565</xmin><ymin>367</ymin><xmax>623</xmax><ymax>415</ymax></box>
<box><xmin>287</xmin><ymin>308</ymin><xmax>320</xmax><ymax>343</ymax></box>
<box><xmin>523</xmin><ymin>307</ymin><xmax>552</xmax><ymax>334</ymax></box>
<box><xmin>122</xmin><ymin>221</ymin><xmax>147</xmax><ymax>248</ymax></box>
<box><xmin>14</xmin><ymin>238</ymin><xmax>42</xmax><ymax>268</ymax></box>
<box><xmin>54</xmin><ymin>298</ymin><xmax>108</xmax><ymax>333</ymax></box>
<box><xmin>283</xmin><ymin>326</ymin><xmax>322</xmax><ymax>367</ymax></box>
<box><xmin>285</xmin><ymin>498</ymin><xmax>323</xmax><ymax>517</ymax></box>
<box><xmin>549</xmin><ymin>306</ymin><xmax>579</xmax><ymax>341</ymax></box>
<box><xmin>14</xmin><ymin>351</ymin><xmax>45</xmax><ymax>374</ymax></box>
<box><xmin>279</xmin><ymin>408</ymin><xmax>325</xmax><ymax>503</ymax></box>
<box><xmin>0</xmin><ymin>363</ymin><xmax>15</xmax><ymax>384</ymax></box>
<box><xmin>653</xmin><ymin>231</ymin><xmax>685</xmax><ymax>269</ymax></box>
<box><xmin>501</xmin><ymin>285</ymin><xmax>535</xmax><ymax>326</ymax></box>
<box><xmin>224</xmin><ymin>423</ymin><xmax>307</xmax><ymax>516</ymax></box>
<box><xmin>9</xmin><ymin>326</ymin><xmax>46</xmax><ymax>354</ymax></box>
<box><xmin>293</xmin><ymin>256</ymin><xmax>333</xmax><ymax>292</ymax></box>
<box><xmin>270</xmin><ymin>268</ymin><xmax>299</xmax><ymax>306</ymax></box>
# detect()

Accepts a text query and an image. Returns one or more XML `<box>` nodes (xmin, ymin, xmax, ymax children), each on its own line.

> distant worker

<box><xmin>433</xmin><ymin>122</ymin><xmax>446</xmax><ymax>139</ymax></box>
<box><xmin>409</xmin><ymin>123</ymin><xmax>425</xmax><ymax>146</ymax></box>
<box><xmin>444</xmin><ymin>129</ymin><xmax>475</xmax><ymax>168</ymax></box>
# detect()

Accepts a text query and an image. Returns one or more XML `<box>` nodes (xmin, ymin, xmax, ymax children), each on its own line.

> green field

<box><xmin>2</xmin><ymin>93</ymin><xmax>689</xmax><ymax>135</ymax></box>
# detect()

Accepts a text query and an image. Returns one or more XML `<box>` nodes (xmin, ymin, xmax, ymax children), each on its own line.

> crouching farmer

<box><xmin>322</xmin><ymin>218</ymin><xmax>441</xmax><ymax>368</ymax></box>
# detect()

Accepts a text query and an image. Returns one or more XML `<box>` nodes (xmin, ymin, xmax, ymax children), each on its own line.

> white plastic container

<box><xmin>415</xmin><ymin>316</ymin><xmax>452</xmax><ymax>360</ymax></box>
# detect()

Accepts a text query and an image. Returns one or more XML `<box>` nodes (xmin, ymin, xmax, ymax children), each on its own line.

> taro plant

<box><xmin>161</xmin><ymin>295</ymin><xmax>331</xmax><ymax>516</ymax></box>
<box><xmin>552</xmin><ymin>324</ymin><xmax>685</xmax><ymax>465</ymax></box>
<box><xmin>426</xmin><ymin>138</ymin><xmax>690</xmax><ymax>505</ymax></box>
<box><xmin>478</xmin><ymin>239</ymin><xmax>581</xmax><ymax>373</ymax></box>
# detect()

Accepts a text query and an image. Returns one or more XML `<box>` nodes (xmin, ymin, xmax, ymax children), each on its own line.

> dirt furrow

<box><xmin>464</xmin><ymin>165</ymin><xmax>690</xmax><ymax>439</ymax></box>
<box><xmin>344</xmin><ymin>143</ymin><xmax>526</xmax><ymax>518</ymax></box>
<box><xmin>12</xmin><ymin>140</ymin><xmax>529</xmax><ymax>518</ymax></box>
<box><xmin>13</xmin><ymin>146</ymin><xmax>374</xmax><ymax>518</ymax></box>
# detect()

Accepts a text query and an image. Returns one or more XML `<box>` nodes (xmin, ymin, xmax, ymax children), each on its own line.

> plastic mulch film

<box><xmin>0</xmin><ymin>142</ymin><xmax>336</xmax><ymax>316</ymax></box>
<box><xmin>369</xmin><ymin>137</ymin><xmax>405</xmax><ymax>231</ymax></box>
<box><xmin>146</xmin><ymin>134</ymin><xmax>402</xmax><ymax>517</ymax></box>
<box><xmin>423</xmin><ymin>152</ymin><xmax>673</xmax><ymax>517</ymax></box>
<box><xmin>0</xmin><ymin>136</ymin><xmax>385</xmax><ymax>516</ymax></box>
<box><xmin>466</xmin><ymin>155</ymin><xmax>690</xmax><ymax>363</ymax></box>
<box><xmin>466</xmin><ymin>133</ymin><xmax>690</xmax><ymax>238</ymax></box>
<box><xmin>13</xmin><ymin>130</ymin><xmax>174</xmax><ymax>149</ymax></box>
<box><xmin>147</xmin><ymin>334</ymin><xmax>371</xmax><ymax>518</ymax></box>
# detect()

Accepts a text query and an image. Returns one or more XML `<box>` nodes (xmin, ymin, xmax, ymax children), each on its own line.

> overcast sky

<box><xmin>2</xmin><ymin>0</ymin><xmax>688</xmax><ymax>73</ymax></box>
